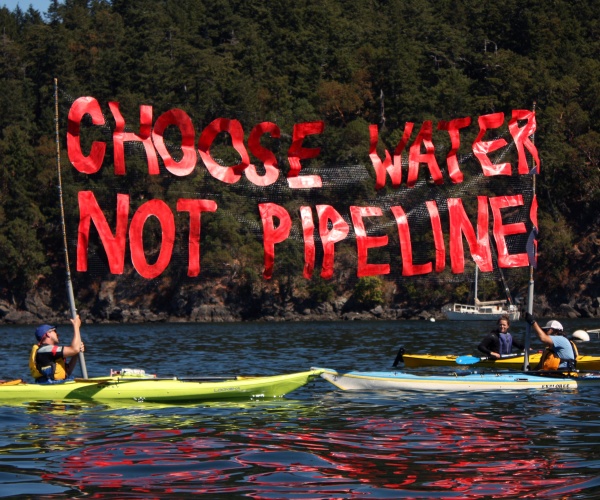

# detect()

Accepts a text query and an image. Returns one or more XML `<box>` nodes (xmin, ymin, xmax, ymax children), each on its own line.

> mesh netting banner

<box><xmin>58</xmin><ymin>91</ymin><xmax>538</xmax><ymax>298</ymax></box>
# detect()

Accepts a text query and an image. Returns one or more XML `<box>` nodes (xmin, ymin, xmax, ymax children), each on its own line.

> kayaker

<box><xmin>29</xmin><ymin>315</ymin><xmax>85</xmax><ymax>383</ymax></box>
<box><xmin>477</xmin><ymin>315</ymin><xmax>524</xmax><ymax>359</ymax></box>
<box><xmin>524</xmin><ymin>313</ymin><xmax>578</xmax><ymax>371</ymax></box>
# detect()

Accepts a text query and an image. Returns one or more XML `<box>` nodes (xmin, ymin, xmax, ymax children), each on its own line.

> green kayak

<box><xmin>0</xmin><ymin>369</ymin><xmax>323</xmax><ymax>403</ymax></box>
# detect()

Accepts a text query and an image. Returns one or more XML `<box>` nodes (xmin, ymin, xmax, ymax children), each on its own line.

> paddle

<box><xmin>392</xmin><ymin>346</ymin><xmax>405</xmax><ymax>367</ymax></box>
<box><xmin>455</xmin><ymin>352</ymin><xmax>529</xmax><ymax>365</ymax></box>
<box><xmin>0</xmin><ymin>379</ymin><xmax>23</xmax><ymax>386</ymax></box>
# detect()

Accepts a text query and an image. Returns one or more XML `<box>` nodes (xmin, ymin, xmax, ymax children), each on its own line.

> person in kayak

<box><xmin>525</xmin><ymin>313</ymin><xmax>578</xmax><ymax>371</ymax></box>
<box><xmin>477</xmin><ymin>315</ymin><xmax>525</xmax><ymax>359</ymax></box>
<box><xmin>29</xmin><ymin>315</ymin><xmax>85</xmax><ymax>383</ymax></box>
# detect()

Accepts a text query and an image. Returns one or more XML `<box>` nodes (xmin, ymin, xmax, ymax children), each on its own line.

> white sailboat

<box><xmin>442</xmin><ymin>266</ymin><xmax>521</xmax><ymax>321</ymax></box>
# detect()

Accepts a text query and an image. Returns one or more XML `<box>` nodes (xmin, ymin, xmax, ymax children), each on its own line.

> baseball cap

<box><xmin>541</xmin><ymin>320</ymin><xmax>563</xmax><ymax>332</ymax></box>
<box><xmin>35</xmin><ymin>324</ymin><xmax>55</xmax><ymax>342</ymax></box>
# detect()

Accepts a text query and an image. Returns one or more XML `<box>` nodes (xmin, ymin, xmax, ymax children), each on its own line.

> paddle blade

<box><xmin>455</xmin><ymin>355</ymin><xmax>485</xmax><ymax>365</ymax></box>
<box><xmin>392</xmin><ymin>347</ymin><xmax>405</xmax><ymax>367</ymax></box>
<box><xmin>0</xmin><ymin>379</ymin><xmax>23</xmax><ymax>386</ymax></box>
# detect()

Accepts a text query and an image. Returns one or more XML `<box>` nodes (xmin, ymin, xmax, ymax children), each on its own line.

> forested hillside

<box><xmin>1</xmin><ymin>0</ymin><xmax>599</xmax><ymax>323</ymax></box>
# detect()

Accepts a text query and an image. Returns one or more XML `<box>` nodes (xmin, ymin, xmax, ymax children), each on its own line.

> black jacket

<box><xmin>477</xmin><ymin>331</ymin><xmax>524</xmax><ymax>356</ymax></box>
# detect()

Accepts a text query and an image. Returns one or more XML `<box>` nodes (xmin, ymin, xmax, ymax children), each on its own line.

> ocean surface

<box><xmin>2</xmin><ymin>318</ymin><xmax>600</xmax><ymax>499</ymax></box>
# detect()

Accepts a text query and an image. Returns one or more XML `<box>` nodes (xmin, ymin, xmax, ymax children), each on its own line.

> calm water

<box><xmin>2</xmin><ymin>319</ymin><xmax>600</xmax><ymax>499</ymax></box>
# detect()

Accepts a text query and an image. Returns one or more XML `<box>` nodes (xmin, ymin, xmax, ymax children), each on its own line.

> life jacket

<box><xmin>536</xmin><ymin>340</ymin><xmax>579</xmax><ymax>371</ymax></box>
<box><xmin>29</xmin><ymin>344</ymin><xmax>68</xmax><ymax>381</ymax></box>
<box><xmin>498</xmin><ymin>332</ymin><xmax>513</xmax><ymax>355</ymax></box>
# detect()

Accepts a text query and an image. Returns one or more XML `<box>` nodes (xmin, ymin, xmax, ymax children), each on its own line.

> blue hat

<box><xmin>35</xmin><ymin>324</ymin><xmax>55</xmax><ymax>342</ymax></box>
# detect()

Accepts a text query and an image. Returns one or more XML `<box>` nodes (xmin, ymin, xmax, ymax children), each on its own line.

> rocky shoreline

<box><xmin>2</xmin><ymin>287</ymin><xmax>600</xmax><ymax>327</ymax></box>
<box><xmin>0</xmin><ymin>296</ymin><xmax>439</xmax><ymax>325</ymax></box>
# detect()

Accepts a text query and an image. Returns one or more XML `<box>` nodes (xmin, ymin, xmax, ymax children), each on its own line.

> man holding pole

<box><xmin>29</xmin><ymin>315</ymin><xmax>85</xmax><ymax>383</ymax></box>
<box><xmin>524</xmin><ymin>313</ymin><xmax>577</xmax><ymax>371</ymax></box>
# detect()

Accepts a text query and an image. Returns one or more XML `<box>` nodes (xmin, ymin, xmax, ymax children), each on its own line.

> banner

<box><xmin>63</xmin><ymin>96</ymin><xmax>538</xmax><ymax>286</ymax></box>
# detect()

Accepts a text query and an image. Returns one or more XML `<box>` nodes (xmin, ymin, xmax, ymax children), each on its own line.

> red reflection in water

<box><xmin>41</xmin><ymin>414</ymin><xmax>590</xmax><ymax>498</ymax></box>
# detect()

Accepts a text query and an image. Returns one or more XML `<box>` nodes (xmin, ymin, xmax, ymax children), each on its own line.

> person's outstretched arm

<box><xmin>525</xmin><ymin>313</ymin><xmax>553</xmax><ymax>347</ymax></box>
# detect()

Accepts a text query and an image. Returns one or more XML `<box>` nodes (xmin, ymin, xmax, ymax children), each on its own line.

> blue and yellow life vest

<box><xmin>29</xmin><ymin>344</ymin><xmax>68</xmax><ymax>381</ymax></box>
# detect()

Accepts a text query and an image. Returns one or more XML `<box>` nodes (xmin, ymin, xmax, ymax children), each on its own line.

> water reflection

<box><xmin>5</xmin><ymin>392</ymin><xmax>593</xmax><ymax>498</ymax></box>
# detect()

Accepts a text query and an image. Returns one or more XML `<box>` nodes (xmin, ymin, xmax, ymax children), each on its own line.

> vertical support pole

<box><xmin>54</xmin><ymin>78</ymin><xmax>88</xmax><ymax>379</ymax></box>
<box><xmin>523</xmin><ymin>102</ymin><xmax>537</xmax><ymax>372</ymax></box>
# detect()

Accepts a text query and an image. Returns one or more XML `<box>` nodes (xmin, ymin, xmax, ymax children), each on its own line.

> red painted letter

<box><xmin>129</xmin><ymin>200</ymin><xmax>175</xmax><ymax>279</ymax></box>
<box><xmin>77</xmin><ymin>191</ymin><xmax>129</xmax><ymax>274</ymax></box>
<box><xmin>287</xmin><ymin>122</ymin><xmax>324</xmax><ymax>188</ymax></box>
<box><xmin>438</xmin><ymin>117</ymin><xmax>471</xmax><ymax>183</ymax></box>
<box><xmin>472</xmin><ymin>112</ymin><xmax>510</xmax><ymax>176</ymax></box>
<box><xmin>109</xmin><ymin>102</ymin><xmax>159</xmax><ymax>175</ymax></box>
<box><xmin>198</xmin><ymin>118</ymin><xmax>250</xmax><ymax>184</ymax></box>
<box><xmin>408</xmin><ymin>121</ymin><xmax>443</xmax><ymax>187</ymax></box>
<box><xmin>67</xmin><ymin>97</ymin><xmax>106</xmax><ymax>174</ymax></box>
<box><xmin>489</xmin><ymin>195</ymin><xmax>529</xmax><ymax>267</ymax></box>
<box><xmin>317</xmin><ymin>205</ymin><xmax>349</xmax><ymax>279</ymax></box>
<box><xmin>152</xmin><ymin>109</ymin><xmax>197</xmax><ymax>177</ymax></box>
<box><xmin>426</xmin><ymin>200</ymin><xmax>446</xmax><ymax>273</ymax></box>
<box><xmin>391</xmin><ymin>205</ymin><xmax>433</xmax><ymax>276</ymax></box>
<box><xmin>368</xmin><ymin>123</ymin><xmax>413</xmax><ymax>190</ymax></box>
<box><xmin>299</xmin><ymin>206</ymin><xmax>316</xmax><ymax>279</ymax></box>
<box><xmin>259</xmin><ymin>203</ymin><xmax>292</xmax><ymax>279</ymax></box>
<box><xmin>350</xmin><ymin>206</ymin><xmax>390</xmax><ymax>277</ymax></box>
<box><xmin>508</xmin><ymin>110</ymin><xmax>540</xmax><ymax>174</ymax></box>
<box><xmin>448</xmin><ymin>197</ymin><xmax>493</xmax><ymax>273</ymax></box>
<box><xmin>177</xmin><ymin>199</ymin><xmax>218</xmax><ymax>277</ymax></box>
<box><xmin>246</xmin><ymin>121</ymin><xmax>281</xmax><ymax>186</ymax></box>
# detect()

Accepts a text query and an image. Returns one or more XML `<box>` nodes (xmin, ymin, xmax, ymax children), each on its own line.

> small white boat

<box><xmin>443</xmin><ymin>266</ymin><xmax>520</xmax><ymax>321</ymax></box>
<box><xmin>313</xmin><ymin>367</ymin><xmax>600</xmax><ymax>392</ymax></box>
<box><xmin>442</xmin><ymin>300</ymin><xmax>521</xmax><ymax>321</ymax></box>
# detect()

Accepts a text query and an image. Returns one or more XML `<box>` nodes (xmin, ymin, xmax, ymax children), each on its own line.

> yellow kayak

<box><xmin>400</xmin><ymin>352</ymin><xmax>600</xmax><ymax>370</ymax></box>
<box><xmin>0</xmin><ymin>369</ymin><xmax>323</xmax><ymax>403</ymax></box>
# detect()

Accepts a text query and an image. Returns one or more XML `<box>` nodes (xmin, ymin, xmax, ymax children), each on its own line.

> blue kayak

<box><xmin>313</xmin><ymin>367</ymin><xmax>600</xmax><ymax>392</ymax></box>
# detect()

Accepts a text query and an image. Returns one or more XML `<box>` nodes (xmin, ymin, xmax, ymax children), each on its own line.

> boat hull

<box><xmin>313</xmin><ymin>367</ymin><xmax>600</xmax><ymax>392</ymax></box>
<box><xmin>402</xmin><ymin>353</ymin><xmax>600</xmax><ymax>370</ymax></box>
<box><xmin>442</xmin><ymin>302</ymin><xmax>520</xmax><ymax>321</ymax></box>
<box><xmin>0</xmin><ymin>370</ymin><xmax>323</xmax><ymax>403</ymax></box>
<box><xmin>444</xmin><ymin>310</ymin><xmax>521</xmax><ymax>321</ymax></box>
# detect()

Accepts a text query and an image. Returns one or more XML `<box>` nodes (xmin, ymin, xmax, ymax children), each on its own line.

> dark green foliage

<box><xmin>1</xmin><ymin>0</ymin><xmax>599</xmax><ymax>311</ymax></box>
<box><xmin>353</xmin><ymin>276</ymin><xmax>385</xmax><ymax>309</ymax></box>
<box><xmin>307</xmin><ymin>277</ymin><xmax>335</xmax><ymax>304</ymax></box>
